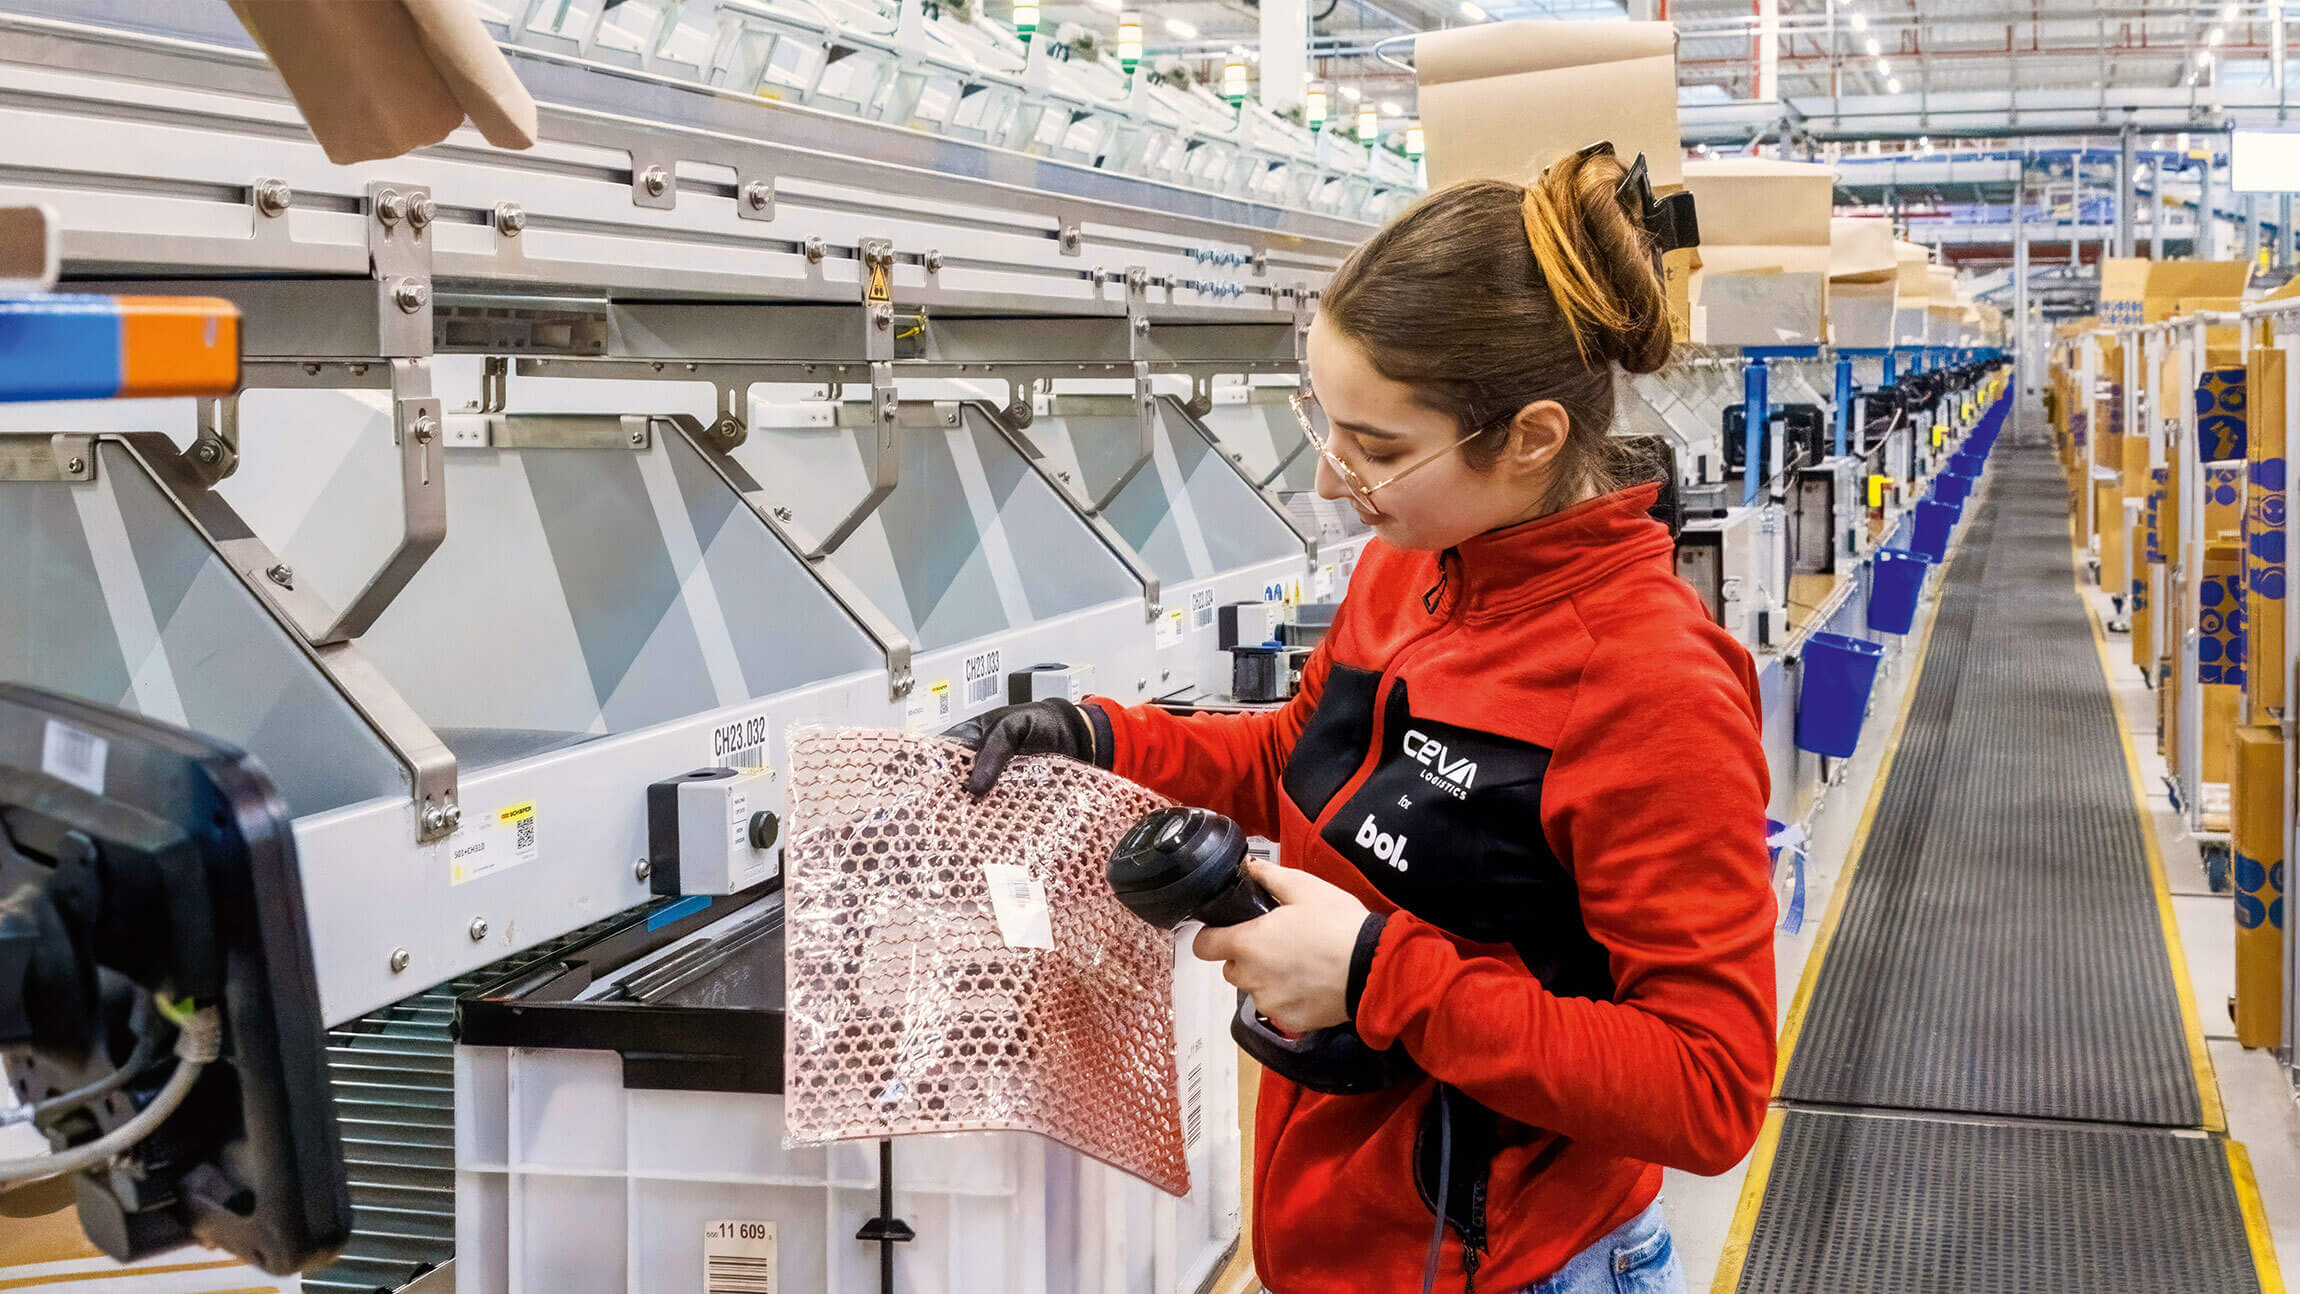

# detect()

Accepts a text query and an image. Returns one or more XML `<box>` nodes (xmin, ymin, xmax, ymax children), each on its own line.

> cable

<box><xmin>1421</xmin><ymin>1101</ymin><xmax>1451</xmax><ymax>1294</ymax></box>
<box><xmin>1</xmin><ymin>1025</ymin><xmax>167</xmax><ymax>1131</ymax></box>
<box><xmin>0</xmin><ymin>1005</ymin><xmax>220</xmax><ymax>1187</ymax></box>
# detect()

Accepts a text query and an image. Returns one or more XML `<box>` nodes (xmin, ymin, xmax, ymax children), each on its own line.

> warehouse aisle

<box><xmin>1715</xmin><ymin>416</ymin><xmax>2283</xmax><ymax>1293</ymax></box>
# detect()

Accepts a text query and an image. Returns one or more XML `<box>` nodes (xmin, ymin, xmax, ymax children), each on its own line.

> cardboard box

<box><xmin>2208</xmin><ymin>462</ymin><xmax>2246</xmax><ymax>540</ymax></box>
<box><xmin>2245</xmin><ymin>340</ymin><xmax>2286</xmax><ymax>724</ymax></box>
<box><xmin>1683</xmin><ymin>158</ymin><xmax>1834</xmax><ymax>346</ymax></box>
<box><xmin>2099</xmin><ymin>257</ymin><xmax>2250</xmax><ymax>326</ymax></box>
<box><xmin>2232</xmin><ymin>723</ymin><xmax>2286</xmax><ymax>1049</ymax></box>
<box><xmin>1413</xmin><ymin>20</ymin><xmax>1696</xmax><ymax>339</ymax></box>
<box><xmin>1828</xmin><ymin>217</ymin><xmax>1897</xmax><ymax>347</ymax></box>
<box><xmin>1893</xmin><ymin>241</ymin><xmax>1931</xmax><ymax>346</ymax></box>
<box><xmin>2098</xmin><ymin>479</ymin><xmax>2128</xmax><ymax>600</ymax></box>
<box><xmin>2199</xmin><ymin>364</ymin><xmax>2249</xmax><ymax>462</ymax></box>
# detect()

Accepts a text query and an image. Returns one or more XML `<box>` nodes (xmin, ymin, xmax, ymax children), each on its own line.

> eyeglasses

<box><xmin>1289</xmin><ymin>389</ymin><xmax>1496</xmax><ymax>512</ymax></box>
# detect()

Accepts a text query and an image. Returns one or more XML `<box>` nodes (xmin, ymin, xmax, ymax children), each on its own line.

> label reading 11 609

<box><xmin>704</xmin><ymin>1220</ymin><xmax>776</xmax><ymax>1294</ymax></box>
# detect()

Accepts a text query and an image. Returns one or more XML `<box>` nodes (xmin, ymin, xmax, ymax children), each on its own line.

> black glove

<box><xmin>943</xmin><ymin>698</ymin><xmax>1103</xmax><ymax>796</ymax></box>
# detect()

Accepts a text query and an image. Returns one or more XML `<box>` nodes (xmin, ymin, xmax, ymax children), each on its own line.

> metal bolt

<box><xmin>924</xmin><ymin>249</ymin><xmax>944</xmax><ymax>274</ymax></box>
<box><xmin>873</xmin><ymin>304</ymin><xmax>893</xmax><ymax>330</ymax></box>
<box><xmin>629</xmin><ymin>428</ymin><xmax>647</xmax><ymax>447</ymax></box>
<box><xmin>444</xmin><ymin>804</ymin><xmax>462</xmax><ymax>829</ymax></box>
<box><xmin>773</xmin><ymin>504</ymin><xmax>794</xmax><ymax>522</ymax></box>
<box><xmin>1091</xmin><ymin>268</ymin><xmax>1108</xmax><ymax>287</ymax></box>
<box><xmin>66</xmin><ymin>456</ymin><xmax>85</xmax><ymax>474</ymax></box>
<box><xmin>635</xmin><ymin>858</ymin><xmax>653</xmax><ymax>882</ymax></box>
<box><xmin>266</xmin><ymin>563</ymin><xmax>294</xmax><ymax>589</ymax></box>
<box><xmin>1060</xmin><ymin>224</ymin><xmax>1083</xmax><ymax>254</ymax></box>
<box><xmin>1137</xmin><ymin>677</ymin><xmax>1148</xmax><ymax>691</ymax></box>
<box><xmin>375</xmin><ymin>187</ymin><xmax>406</xmax><ymax>226</ymax></box>
<box><xmin>494</xmin><ymin>202</ymin><xmax>526</xmax><ymax>236</ymax></box>
<box><xmin>1133</xmin><ymin>316</ymin><xmax>1151</xmax><ymax>336</ymax></box>
<box><xmin>412</xmin><ymin>415</ymin><xmax>438</xmax><ymax>445</ymax></box>
<box><xmin>408</xmin><ymin>194</ymin><xmax>436</xmax><ymax>229</ymax></box>
<box><xmin>805</xmin><ymin>236</ymin><xmax>827</xmax><ymax>264</ymax></box>
<box><xmin>468</xmin><ymin>917</ymin><xmax>490</xmax><ymax>942</ymax></box>
<box><xmin>421</xmin><ymin>805</ymin><xmax>446</xmax><ymax>832</ymax></box>
<box><xmin>742</xmin><ymin>180</ymin><xmax>773</xmax><ymax>211</ymax></box>
<box><xmin>194</xmin><ymin>441</ymin><xmax>220</xmax><ymax>465</ymax></box>
<box><xmin>253</xmin><ymin>178</ymin><xmax>291</xmax><ymax>217</ymax></box>
<box><xmin>389</xmin><ymin>947</ymin><xmax>411</xmax><ymax>974</ymax></box>
<box><xmin>395</xmin><ymin>278</ymin><xmax>430</xmax><ymax>313</ymax></box>
<box><xmin>641</xmin><ymin>165</ymin><xmax>669</xmax><ymax>197</ymax></box>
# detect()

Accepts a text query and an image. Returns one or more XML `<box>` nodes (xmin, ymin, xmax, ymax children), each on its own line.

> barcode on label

<box><xmin>1182</xmin><ymin>1052</ymin><xmax>1205</xmax><ymax>1154</ymax></box>
<box><xmin>41</xmin><ymin>720</ymin><xmax>106</xmax><ymax>797</ymax></box>
<box><xmin>707</xmin><ymin>1256</ymin><xmax>773</xmax><ymax>1293</ymax></box>
<box><xmin>515</xmin><ymin>815</ymin><xmax>536</xmax><ymax>853</ymax></box>
<box><xmin>703</xmin><ymin>1219</ymin><xmax>776</xmax><ymax>1294</ymax></box>
<box><xmin>1190</xmin><ymin>588</ymin><xmax>1217</xmax><ymax>631</ymax></box>
<box><xmin>962</xmin><ymin>648</ymin><xmax>1004</xmax><ymax>709</ymax></box>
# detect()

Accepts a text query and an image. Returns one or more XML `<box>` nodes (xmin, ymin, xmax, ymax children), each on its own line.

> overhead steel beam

<box><xmin>1682</xmin><ymin>84</ymin><xmax>2300</xmax><ymax>145</ymax></box>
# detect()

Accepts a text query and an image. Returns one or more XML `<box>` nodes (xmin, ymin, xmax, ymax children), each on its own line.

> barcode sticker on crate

<box><xmin>450</xmin><ymin>801</ymin><xmax>539</xmax><ymax>886</ymax></box>
<box><xmin>703</xmin><ymin>1220</ymin><xmax>776</xmax><ymax>1294</ymax></box>
<box><xmin>41</xmin><ymin>720</ymin><xmax>106</xmax><ymax>797</ymax></box>
<box><xmin>1190</xmin><ymin>588</ymin><xmax>1217</xmax><ymax>631</ymax></box>
<box><xmin>962</xmin><ymin>648</ymin><xmax>1003</xmax><ymax>710</ymax></box>
<box><xmin>981</xmin><ymin>863</ymin><xmax>1055</xmax><ymax>950</ymax></box>
<box><xmin>711</xmin><ymin>711</ymin><xmax>772</xmax><ymax>770</ymax></box>
<box><xmin>1181</xmin><ymin>1039</ymin><xmax>1206</xmax><ymax>1155</ymax></box>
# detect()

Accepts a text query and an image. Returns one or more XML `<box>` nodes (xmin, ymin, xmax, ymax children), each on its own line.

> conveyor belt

<box><xmin>1780</xmin><ymin>435</ymin><xmax>2199</xmax><ymax>1126</ymax></box>
<box><xmin>1728</xmin><ymin>414</ymin><xmax>2274</xmax><ymax>1294</ymax></box>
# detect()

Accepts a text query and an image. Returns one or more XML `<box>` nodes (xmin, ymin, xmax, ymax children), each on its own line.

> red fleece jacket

<box><xmin>1084</xmin><ymin>483</ymin><xmax>1776</xmax><ymax>1292</ymax></box>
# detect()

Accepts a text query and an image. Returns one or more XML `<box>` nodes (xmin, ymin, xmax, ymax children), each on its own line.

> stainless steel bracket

<box><xmin>440</xmin><ymin>412</ymin><xmax>654</xmax><ymax>450</ymax></box>
<box><xmin>0</xmin><ymin>433</ymin><xmax>95</xmax><ymax>482</ymax></box>
<box><xmin>972</xmin><ymin>400</ymin><xmax>1164</xmax><ymax>622</ymax></box>
<box><xmin>1087</xmin><ymin>266</ymin><xmax>1157</xmax><ymax>518</ymax></box>
<box><xmin>661</xmin><ymin>413</ymin><xmax>917</xmax><ymax>700</ymax></box>
<box><xmin>292</xmin><ymin>358</ymin><xmax>447</xmax><ymax>647</ymax></box>
<box><xmin>809</xmin><ymin>238</ymin><xmax>900</xmax><ymax>561</ymax></box>
<box><xmin>368</xmin><ymin>180</ymin><xmax>434</xmax><ymax>360</ymax></box>
<box><xmin>184</xmin><ymin>395</ymin><xmax>239</xmax><ymax>485</ymax></box>
<box><xmin>106</xmin><ymin>433</ymin><xmax>459</xmax><ymax>843</ymax></box>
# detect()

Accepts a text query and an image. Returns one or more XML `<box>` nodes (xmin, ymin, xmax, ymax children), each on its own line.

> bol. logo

<box><xmin>1354</xmin><ymin>814</ymin><xmax>1410</xmax><ymax>872</ymax></box>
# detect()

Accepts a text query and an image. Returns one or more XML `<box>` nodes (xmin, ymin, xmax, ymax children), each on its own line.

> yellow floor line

<box><xmin>2230</xmin><ymin>1139</ymin><xmax>2290</xmax><ymax>1294</ymax></box>
<box><xmin>1708</xmin><ymin>1108</ymin><xmax>1786</xmax><ymax>1294</ymax></box>
<box><xmin>2070</xmin><ymin>515</ymin><xmax>2229</xmax><ymax>1134</ymax></box>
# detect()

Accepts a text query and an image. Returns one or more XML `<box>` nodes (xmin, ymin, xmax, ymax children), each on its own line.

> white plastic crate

<box><xmin>454</xmin><ymin>937</ymin><xmax>1240</xmax><ymax>1294</ymax></box>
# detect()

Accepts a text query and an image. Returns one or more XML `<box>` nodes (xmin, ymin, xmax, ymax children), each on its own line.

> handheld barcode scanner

<box><xmin>1107</xmin><ymin>806</ymin><xmax>1418</xmax><ymax>1095</ymax></box>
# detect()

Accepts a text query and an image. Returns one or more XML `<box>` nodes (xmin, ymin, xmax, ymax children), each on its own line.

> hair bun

<box><xmin>1521</xmin><ymin>150</ymin><xmax>1674</xmax><ymax>376</ymax></box>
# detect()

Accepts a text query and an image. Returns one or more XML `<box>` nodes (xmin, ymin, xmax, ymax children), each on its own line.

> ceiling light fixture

<box><xmin>1876</xmin><ymin>57</ymin><xmax>1891</xmax><ymax>76</ymax></box>
<box><xmin>1461</xmin><ymin>0</ymin><xmax>1489</xmax><ymax>19</ymax></box>
<box><xmin>1380</xmin><ymin>99</ymin><xmax>1401</xmax><ymax>116</ymax></box>
<box><xmin>1162</xmin><ymin>15</ymin><xmax>1196</xmax><ymax>38</ymax></box>
<box><xmin>1339</xmin><ymin>84</ymin><xmax>1362</xmax><ymax>102</ymax></box>
<box><xmin>1864</xmin><ymin>36</ymin><xmax>1880</xmax><ymax>55</ymax></box>
<box><xmin>1887</xmin><ymin>76</ymin><xmax>1903</xmax><ymax>93</ymax></box>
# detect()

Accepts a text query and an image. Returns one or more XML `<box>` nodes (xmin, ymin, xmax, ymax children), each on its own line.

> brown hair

<box><xmin>1317</xmin><ymin>148</ymin><xmax>1674</xmax><ymax>513</ymax></box>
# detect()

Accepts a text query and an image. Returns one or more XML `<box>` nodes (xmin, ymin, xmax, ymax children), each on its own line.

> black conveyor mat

<box><xmin>1736</xmin><ymin>1109</ymin><xmax>2261</xmax><ymax>1294</ymax></box>
<box><xmin>1778</xmin><ymin>438</ymin><xmax>2202</xmax><ymax>1127</ymax></box>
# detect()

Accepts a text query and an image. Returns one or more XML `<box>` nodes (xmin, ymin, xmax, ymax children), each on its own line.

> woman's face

<box><xmin>1303</xmin><ymin>318</ymin><xmax>1571</xmax><ymax>552</ymax></box>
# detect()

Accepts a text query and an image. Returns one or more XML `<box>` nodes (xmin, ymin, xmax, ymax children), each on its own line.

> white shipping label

<box><xmin>1155</xmin><ymin>608</ymin><xmax>1185</xmax><ymax>649</ymax></box>
<box><xmin>962</xmin><ymin>648</ymin><xmax>1004</xmax><ymax>710</ymax></box>
<box><xmin>906</xmin><ymin>681</ymin><xmax>954</xmax><ymax>734</ymax></box>
<box><xmin>703</xmin><ymin>1220</ymin><xmax>777</xmax><ymax>1294</ymax></box>
<box><xmin>710</xmin><ymin>711</ymin><xmax>772</xmax><ymax>770</ymax></box>
<box><xmin>450</xmin><ymin>801</ymin><xmax>539</xmax><ymax>886</ymax></box>
<box><xmin>1190</xmin><ymin>587</ymin><xmax>1217</xmax><ymax>631</ymax></box>
<box><xmin>982</xmin><ymin>863</ymin><xmax>1055</xmax><ymax>950</ymax></box>
<box><xmin>1314</xmin><ymin>564</ymin><xmax>1338</xmax><ymax>598</ymax></box>
<box><xmin>41</xmin><ymin>720</ymin><xmax>106</xmax><ymax>797</ymax></box>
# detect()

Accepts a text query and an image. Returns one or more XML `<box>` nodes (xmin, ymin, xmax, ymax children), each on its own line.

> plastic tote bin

<box><xmin>1933</xmin><ymin>469</ymin><xmax>1977</xmax><ymax>505</ymax></box>
<box><xmin>1867</xmin><ymin>548</ymin><xmax>1935</xmax><ymax>634</ymax></box>
<box><xmin>1796</xmin><ymin>631</ymin><xmax>1887</xmax><ymax>758</ymax></box>
<box><xmin>1909</xmin><ymin>499</ymin><xmax>1958</xmax><ymax>561</ymax></box>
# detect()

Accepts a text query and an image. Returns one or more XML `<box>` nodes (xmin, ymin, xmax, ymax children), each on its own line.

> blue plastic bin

<box><xmin>1867</xmin><ymin>548</ymin><xmax>1935</xmax><ymax>634</ymax></box>
<box><xmin>1933</xmin><ymin>470</ymin><xmax>1975</xmax><ymax>505</ymax></box>
<box><xmin>1796</xmin><ymin>631</ymin><xmax>1887</xmax><ymax>758</ymax></box>
<box><xmin>1910</xmin><ymin>499</ymin><xmax>1958</xmax><ymax>561</ymax></box>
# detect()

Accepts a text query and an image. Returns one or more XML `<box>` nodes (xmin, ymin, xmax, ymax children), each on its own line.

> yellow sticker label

<box><xmin>1932</xmin><ymin>424</ymin><xmax>1947</xmax><ymax>447</ymax></box>
<box><xmin>1867</xmin><ymin>474</ymin><xmax>1888</xmax><ymax>508</ymax></box>
<box><xmin>497</xmin><ymin>801</ymin><xmax>536</xmax><ymax>825</ymax></box>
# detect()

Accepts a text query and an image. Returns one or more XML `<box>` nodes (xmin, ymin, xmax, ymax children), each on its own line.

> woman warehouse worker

<box><xmin>953</xmin><ymin>145</ymin><xmax>1776</xmax><ymax>1294</ymax></box>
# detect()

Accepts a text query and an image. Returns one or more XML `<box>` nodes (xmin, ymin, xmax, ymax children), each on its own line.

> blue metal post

<box><xmin>1882</xmin><ymin>353</ymin><xmax>1897</xmax><ymax>388</ymax></box>
<box><xmin>1742</xmin><ymin>357</ymin><xmax>1769</xmax><ymax>506</ymax></box>
<box><xmin>1832</xmin><ymin>355</ymin><xmax>1854</xmax><ymax>458</ymax></box>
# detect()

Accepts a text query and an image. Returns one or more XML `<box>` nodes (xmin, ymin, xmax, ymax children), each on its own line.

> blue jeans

<box><xmin>1506</xmin><ymin>1201</ymin><xmax>1687</xmax><ymax>1294</ymax></box>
